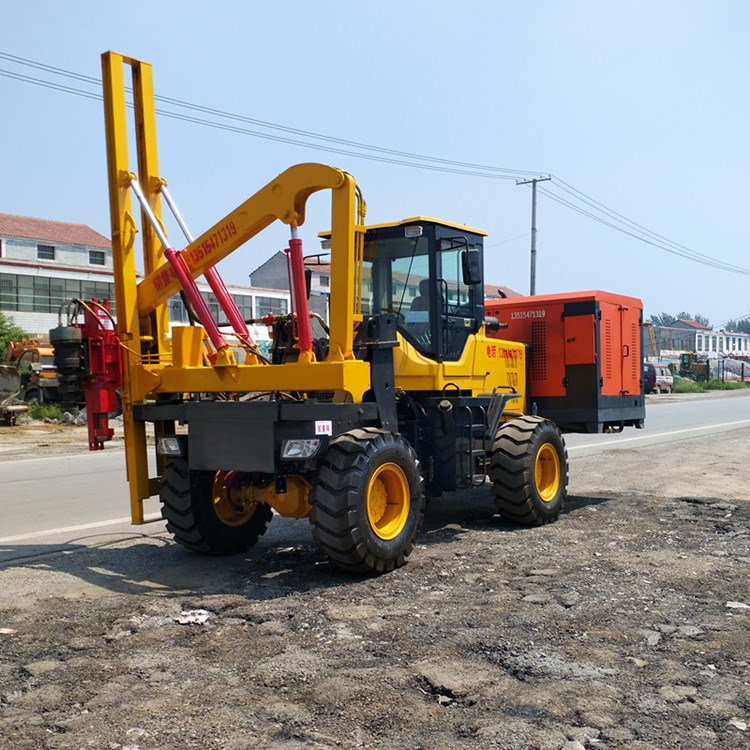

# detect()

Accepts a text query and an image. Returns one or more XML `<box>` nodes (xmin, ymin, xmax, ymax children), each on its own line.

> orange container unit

<box><xmin>485</xmin><ymin>291</ymin><xmax>645</xmax><ymax>433</ymax></box>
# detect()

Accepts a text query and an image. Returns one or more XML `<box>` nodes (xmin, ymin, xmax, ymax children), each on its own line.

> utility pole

<box><xmin>517</xmin><ymin>176</ymin><xmax>551</xmax><ymax>295</ymax></box>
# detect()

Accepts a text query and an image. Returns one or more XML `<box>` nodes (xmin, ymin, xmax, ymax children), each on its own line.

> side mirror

<box><xmin>304</xmin><ymin>268</ymin><xmax>312</xmax><ymax>300</ymax></box>
<box><xmin>461</xmin><ymin>248</ymin><xmax>482</xmax><ymax>286</ymax></box>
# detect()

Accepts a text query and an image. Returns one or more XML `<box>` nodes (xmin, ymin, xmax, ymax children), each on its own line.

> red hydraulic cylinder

<box><xmin>204</xmin><ymin>266</ymin><xmax>255</xmax><ymax>345</ymax></box>
<box><xmin>288</xmin><ymin>235</ymin><xmax>313</xmax><ymax>356</ymax></box>
<box><xmin>163</xmin><ymin>247</ymin><xmax>228</xmax><ymax>352</ymax></box>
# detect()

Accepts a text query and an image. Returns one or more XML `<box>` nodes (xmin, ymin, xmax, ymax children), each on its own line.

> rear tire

<box><xmin>23</xmin><ymin>388</ymin><xmax>41</xmax><ymax>404</ymax></box>
<box><xmin>309</xmin><ymin>428</ymin><xmax>426</xmax><ymax>574</ymax></box>
<box><xmin>160</xmin><ymin>459</ymin><xmax>273</xmax><ymax>555</ymax></box>
<box><xmin>490</xmin><ymin>415</ymin><xmax>568</xmax><ymax>525</ymax></box>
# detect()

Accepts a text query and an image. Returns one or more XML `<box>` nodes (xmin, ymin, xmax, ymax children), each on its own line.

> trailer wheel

<box><xmin>160</xmin><ymin>460</ymin><xmax>273</xmax><ymax>555</ymax></box>
<box><xmin>309</xmin><ymin>428</ymin><xmax>426</xmax><ymax>574</ymax></box>
<box><xmin>490</xmin><ymin>415</ymin><xmax>568</xmax><ymax>525</ymax></box>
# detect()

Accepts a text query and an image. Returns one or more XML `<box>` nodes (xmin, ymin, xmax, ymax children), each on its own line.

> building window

<box><xmin>37</xmin><ymin>244</ymin><xmax>55</xmax><ymax>261</ymax></box>
<box><xmin>33</xmin><ymin>277</ymin><xmax>51</xmax><ymax>312</ymax></box>
<box><xmin>256</xmin><ymin>295</ymin><xmax>288</xmax><ymax>317</ymax></box>
<box><xmin>169</xmin><ymin>296</ymin><xmax>189</xmax><ymax>322</ymax></box>
<box><xmin>231</xmin><ymin>294</ymin><xmax>253</xmax><ymax>322</ymax></box>
<box><xmin>89</xmin><ymin>250</ymin><xmax>106</xmax><ymax>266</ymax></box>
<box><xmin>318</xmin><ymin>274</ymin><xmax>330</xmax><ymax>289</ymax></box>
<box><xmin>0</xmin><ymin>273</ymin><xmax>16</xmax><ymax>310</ymax></box>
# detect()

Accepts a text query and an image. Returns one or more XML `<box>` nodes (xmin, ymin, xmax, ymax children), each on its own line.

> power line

<box><xmin>538</xmin><ymin>186</ymin><xmax>750</xmax><ymax>276</ymax></box>
<box><xmin>548</xmin><ymin>177</ymin><xmax>740</xmax><ymax>269</ymax></box>
<box><xmin>0</xmin><ymin>51</ymin><xmax>541</xmax><ymax>179</ymax></box>
<box><xmin>486</xmin><ymin>231</ymin><xmax>530</xmax><ymax>248</ymax></box>
<box><xmin>0</xmin><ymin>50</ymin><xmax>747</xmax><ymax>279</ymax></box>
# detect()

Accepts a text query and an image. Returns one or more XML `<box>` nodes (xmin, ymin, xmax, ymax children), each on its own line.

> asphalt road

<box><xmin>2</xmin><ymin>390</ymin><xmax>749</xmax><ymax>564</ymax></box>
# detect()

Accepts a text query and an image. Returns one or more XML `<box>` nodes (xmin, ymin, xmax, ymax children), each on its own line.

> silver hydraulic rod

<box><xmin>128</xmin><ymin>178</ymin><xmax>171</xmax><ymax>250</ymax></box>
<box><xmin>161</xmin><ymin>184</ymin><xmax>194</xmax><ymax>243</ymax></box>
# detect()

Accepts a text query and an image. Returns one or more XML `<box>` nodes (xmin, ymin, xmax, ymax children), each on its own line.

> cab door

<box><xmin>438</xmin><ymin>242</ymin><xmax>476</xmax><ymax>362</ymax></box>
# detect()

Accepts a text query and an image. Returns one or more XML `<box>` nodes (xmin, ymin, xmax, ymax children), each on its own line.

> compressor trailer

<box><xmin>67</xmin><ymin>52</ymin><xmax>645</xmax><ymax>574</ymax></box>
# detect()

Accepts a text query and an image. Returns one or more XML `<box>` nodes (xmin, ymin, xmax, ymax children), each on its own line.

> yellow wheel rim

<box><xmin>366</xmin><ymin>462</ymin><xmax>410</xmax><ymax>540</ymax></box>
<box><xmin>212</xmin><ymin>472</ymin><xmax>258</xmax><ymax>527</ymax></box>
<box><xmin>535</xmin><ymin>443</ymin><xmax>561</xmax><ymax>503</ymax></box>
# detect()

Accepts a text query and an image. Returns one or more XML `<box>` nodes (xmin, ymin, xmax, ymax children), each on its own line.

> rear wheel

<box><xmin>160</xmin><ymin>459</ymin><xmax>273</xmax><ymax>555</ymax></box>
<box><xmin>309</xmin><ymin>428</ymin><xmax>425</xmax><ymax>574</ymax></box>
<box><xmin>490</xmin><ymin>415</ymin><xmax>568</xmax><ymax>525</ymax></box>
<box><xmin>23</xmin><ymin>388</ymin><xmax>41</xmax><ymax>404</ymax></box>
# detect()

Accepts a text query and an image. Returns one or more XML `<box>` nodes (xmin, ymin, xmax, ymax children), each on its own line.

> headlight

<box><xmin>281</xmin><ymin>439</ymin><xmax>321</xmax><ymax>460</ymax></box>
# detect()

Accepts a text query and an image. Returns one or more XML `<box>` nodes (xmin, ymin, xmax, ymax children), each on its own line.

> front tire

<box><xmin>160</xmin><ymin>459</ymin><xmax>273</xmax><ymax>555</ymax></box>
<box><xmin>490</xmin><ymin>415</ymin><xmax>568</xmax><ymax>525</ymax></box>
<box><xmin>309</xmin><ymin>428</ymin><xmax>426</xmax><ymax>574</ymax></box>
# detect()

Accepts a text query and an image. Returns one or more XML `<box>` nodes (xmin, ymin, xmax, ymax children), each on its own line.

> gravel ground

<box><xmin>0</xmin><ymin>403</ymin><xmax>749</xmax><ymax>750</ymax></box>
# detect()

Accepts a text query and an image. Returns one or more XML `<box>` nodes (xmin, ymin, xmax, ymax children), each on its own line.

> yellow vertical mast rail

<box><xmin>101</xmin><ymin>52</ymin><xmax>152</xmax><ymax>522</ymax></box>
<box><xmin>101</xmin><ymin>52</ymin><xmax>364</xmax><ymax>523</ymax></box>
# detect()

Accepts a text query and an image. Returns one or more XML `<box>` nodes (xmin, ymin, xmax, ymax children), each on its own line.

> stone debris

<box><xmin>174</xmin><ymin>609</ymin><xmax>214</xmax><ymax>625</ymax></box>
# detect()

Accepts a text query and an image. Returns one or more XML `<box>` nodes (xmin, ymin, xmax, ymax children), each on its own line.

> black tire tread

<box><xmin>160</xmin><ymin>460</ymin><xmax>273</xmax><ymax>555</ymax></box>
<box><xmin>490</xmin><ymin>415</ymin><xmax>568</xmax><ymax>526</ymax></box>
<box><xmin>309</xmin><ymin>428</ymin><xmax>425</xmax><ymax>574</ymax></box>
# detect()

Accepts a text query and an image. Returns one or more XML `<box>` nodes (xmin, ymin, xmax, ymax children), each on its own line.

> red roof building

<box><xmin>0</xmin><ymin>213</ymin><xmax>110</xmax><ymax>249</ymax></box>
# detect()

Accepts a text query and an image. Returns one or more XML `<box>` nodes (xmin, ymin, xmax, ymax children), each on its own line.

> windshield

<box><xmin>363</xmin><ymin>233</ymin><xmax>434</xmax><ymax>352</ymax></box>
<box><xmin>362</xmin><ymin>227</ymin><xmax>480</xmax><ymax>361</ymax></box>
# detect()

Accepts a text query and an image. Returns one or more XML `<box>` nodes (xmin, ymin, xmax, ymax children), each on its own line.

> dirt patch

<box><xmin>1</xmin><ymin>422</ymin><xmax>749</xmax><ymax>749</ymax></box>
<box><xmin>0</xmin><ymin>422</ymin><xmax>122</xmax><ymax>460</ymax></box>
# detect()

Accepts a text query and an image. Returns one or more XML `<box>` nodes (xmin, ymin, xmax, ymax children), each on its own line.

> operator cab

<box><xmin>361</xmin><ymin>217</ymin><xmax>486</xmax><ymax>362</ymax></box>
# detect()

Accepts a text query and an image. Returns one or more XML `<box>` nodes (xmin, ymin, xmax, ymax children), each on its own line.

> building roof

<box><xmin>0</xmin><ymin>213</ymin><xmax>111</xmax><ymax>249</ymax></box>
<box><xmin>484</xmin><ymin>284</ymin><xmax>522</xmax><ymax>299</ymax></box>
<box><xmin>672</xmin><ymin>318</ymin><xmax>712</xmax><ymax>330</ymax></box>
<box><xmin>304</xmin><ymin>258</ymin><xmax>331</xmax><ymax>274</ymax></box>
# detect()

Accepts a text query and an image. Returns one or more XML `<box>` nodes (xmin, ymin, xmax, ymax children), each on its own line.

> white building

<box><xmin>695</xmin><ymin>330</ymin><xmax>750</xmax><ymax>357</ymax></box>
<box><xmin>0</xmin><ymin>213</ymin><xmax>116</xmax><ymax>336</ymax></box>
<box><xmin>0</xmin><ymin>213</ymin><xmax>289</xmax><ymax>352</ymax></box>
<box><xmin>655</xmin><ymin>319</ymin><xmax>750</xmax><ymax>359</ymax></box>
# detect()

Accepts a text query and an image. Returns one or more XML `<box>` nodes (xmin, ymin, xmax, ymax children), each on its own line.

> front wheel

<box><xmin>490</xmin><ymin>415</ymin><xmax>568</xmax><ymax>525</ymax></box>
<box><xmin>160</xmin><ymin>460</ymin><xmax>273</xmax><ymax>555</ymax></box>
<box><xmin>309</xmin><ymin>428</ymin><xmax>426</xmax><ymax>574</ymax></box>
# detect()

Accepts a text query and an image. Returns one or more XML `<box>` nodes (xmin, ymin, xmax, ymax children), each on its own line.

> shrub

<box><xmin>28</xmin><ymin>403</ymin><xmax>66</xmax><ymax>421</ymax></box>
<box><xmin>672</xmin><ymin>378</ymin><xmax>704</xmax><ymax>393</ymax></box>
<box><xmin>672</xmin><ymin>377</ymin><xmax>749</xmax><ymax>393</ymax></box>
<box><xmin>0</xmin><ymin>311</ymin><xmax>29</xmax><ymax>360</ymax></box>
<box><xmin>705</xmin><ymin>379</ymin><xmax>750</xmax><ymax>390</ymax></box>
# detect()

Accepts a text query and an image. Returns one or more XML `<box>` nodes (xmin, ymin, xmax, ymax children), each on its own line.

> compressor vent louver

<box><xmin>531</xmin><ymin>321</ymin><xmax>547</xmax><ymax>381</ymax></box>
<box><xmin>630</xmin><ymin>323</ymin><xmax>640</xmax><ymax>381</ymax></box>
<box><xmin>604</xmin><ymin>318</ymin><xmax>613</xmax><ymax>380</ymax></box>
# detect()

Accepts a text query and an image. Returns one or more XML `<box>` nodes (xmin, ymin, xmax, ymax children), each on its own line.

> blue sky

<box><xmin>2</xmin><ymin>1</ymin><xmax>749</xmax><ymax>326</ymax></box>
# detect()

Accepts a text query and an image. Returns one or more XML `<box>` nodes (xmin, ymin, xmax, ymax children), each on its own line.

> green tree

<box><xmin>725</xmin><ymin>317</ymin><xmax>750</xmax><ymax>334</ymax></box>
<box><xmin>649</xmin><ymin>312</ymin><xmax>711</xmax><ymax>327</ymax></box>
<box><xmin>0</xmin><ymin>311</ymin><xmax>29</xmax><ymax>361</ymax></box>
<box><xmin>649</xmin><ymin>312</ymin><xmax>676</xmax><ymax>327</ymax></box>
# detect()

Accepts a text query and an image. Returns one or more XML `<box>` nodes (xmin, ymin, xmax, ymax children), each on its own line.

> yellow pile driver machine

<box><xmin>57</xmin><ymin>53</ymin><xmax>644</xmax><ymax>574</ymax></box>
